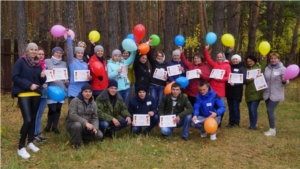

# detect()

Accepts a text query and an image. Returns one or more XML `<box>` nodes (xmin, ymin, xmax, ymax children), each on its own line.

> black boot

<box><xmin>226</xmin><ymin>121</ymin><xmax>234</xmax><ymax>128</ymax></box>
<box><xmin>234</xmin><ymin>121</ymin><xmax>240</xmax><ymax>127</ymax></box>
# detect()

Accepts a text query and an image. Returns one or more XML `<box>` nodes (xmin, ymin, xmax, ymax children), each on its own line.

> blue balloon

<box><xmin>206</xmin><ymin>32</ymin><xmax>217</xmax><ymax>44</ymax></box>
<box><xmin>122</xmin><ymin>39</ymin><xmax>137</xmax><ymax>52</ymax></box>
<box><xmin>48</xmin><ymin>86</ymin><xmax>66</xmax><ymax>102</ymax></box>
<box><xmin>126</xmin><ymin>34</ymin><xmax>136</xmax><ymax>42</ymax></box>
<box><xmin>174</xmin><ymin>35</ymin><xmax>185</xmax><ymax>46</ymax></box>
<box><xmin>175</xmin><ymin>76</ymin><xmax>189</xmax><ymax>88</ymax></box>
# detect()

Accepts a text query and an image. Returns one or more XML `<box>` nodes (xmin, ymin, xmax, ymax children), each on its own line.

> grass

<box><xmin>1</xmin><ymin>78</ymin><xmax>300</xmax><ymax>169</ymax></box>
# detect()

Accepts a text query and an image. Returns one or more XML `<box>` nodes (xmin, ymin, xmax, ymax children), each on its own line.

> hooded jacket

<box><xmin>148</xmin><ymin>48</ymin><xmax>168</xmax><ymax>87</ymax></box>
<box><xmin>133</xmin><ymin>51</ymin><xmax>150</xmax><ymax>88</ymax></box>
<box><xmin>128</xmin><ymin>94</ymin><xmax>157</xmax><ymax>115</ymax></box>
<box><xmin>225</xmin><ymin>62</ymin><xmax>246</xmax><ymax>100</ymax></box>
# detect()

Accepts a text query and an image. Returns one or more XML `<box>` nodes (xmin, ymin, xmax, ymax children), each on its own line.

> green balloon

<box><xmin>150</xmin><ymin>34</ymin><xmax>160</xmax><ymax>46</ymax></box>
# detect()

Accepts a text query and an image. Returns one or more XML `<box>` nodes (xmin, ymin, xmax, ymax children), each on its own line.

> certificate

<box><xmin>209</xmin><ymin>69</ymin><xmax>225</xmax><ymax>79</ymax></box>
<box><xmin>133</xmin><ymin>114</ymin><xmax>150</xmax><ymax>126</ymax></box>
<box><xmin>159</xmin><ymin>115</ymin><xmax>177</xmax><ymax>127</ymax></box>
<box><xmin>228</xmin><ymin>73</ymin><xmax>243</xmax><ymax>84</ymax></box>
<box><xmin>120</xmin><ymin>64</ymin><xmax>128</xmax><ymax>78</ymax></box>
<box><xmin>254</xmin><ymin>75</ymin><xmax>268</xmax><ymax>91</ymax></box>
<box><xmin>45</xmin><ymin>70</ymin><xmax>55</xmax><ymax>82</ymax></box>
<box><xmin>246</xmin><ymin>69</ymin><xmax>261</xmax><ymax>79</ymax></box>
<box><xmin>53</xmin><ymin>68</ymin><xmax>68</xmax><ymax>80</ymax></box>
<box><xmin>186</xmin><ymin>69</ymin><xmax>201</xmax><ymax>80</ymax></box>
<box><xmin>153</xmin><ymin>68</ymin><xmax>167</xmax><ymax>81</ymax></box>
<box><xmin>167</xmin><ymin>64</ymin><xmax>182</xmax><ymax>76</ymax></box>
<box><xmin>74</xmin><ymin>70</ymin><xmax>90</xmax><ymax>82</ymax></box>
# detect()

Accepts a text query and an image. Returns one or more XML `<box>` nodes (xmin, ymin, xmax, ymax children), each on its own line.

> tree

<box><xmin>198</xmin><ymin>1</ymin><xmax>206</xmax><ymax>51</ymax></box>
<box><xmin>266</xmin><ymin>2</ymin><xmax>276</xmax><ymax>45</ymax></box>
<box><xmin>247</xmin><ymin>1</ymin><xmax>261</xmax><ymax>56</ymax></box>
<box><xmin>227</xmin><ymin>1</ymin><xmax>241</xmax><ymax>54</ymax></box>
<box><xmin>16</xmin><ymin>1</ymin><xmax>28</xmax><ymax>56</ymax></box>
<box><xmin>55</xmin><ymin>1</ymin><xmax>61</xmax><ymax>24</ymax></box>
<box><xmin>119</xmin><ymin>1</ymin><xmax>130</xmax><ymax>40</ymax></box>
<box><xmin>39</xmin><ymin>1</ymin><xmax>49</xmax><ymax>40</ymax></box>
<box><xmin>108</xmin><ymin>1</ymin><xmax>119</xmax><ymax>57</ymax></box>
<box><xmin>96</xmin><ymin>1</ymin><xmax>108</xmax><ymax>52</ymax></box>
<box><xmin>65</xmin><ymin>1</ymin><xmax>76</xmax><ymax>41</ymax></box>
<box><xmin>84</xmin><ymin>1</ymin><xmax>92</xmax><ymax>53</ymax></box>
<box><xmin>164</xmin><ymin>1</ymin><xmax>176</xmax><ymax>62</ymax></box>
<box><xmin>212</xmin><ymin>1</ymin><xmax>225</xmax><ymax>60</ymax></box>
<box><xmin>287</xmin><ymin>16</ymin><xmax>300</xmax><ymax>65</ymax></box>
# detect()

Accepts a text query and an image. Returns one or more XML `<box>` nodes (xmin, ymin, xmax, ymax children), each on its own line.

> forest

<box><xmin>1</xmin><ymin>1</ymin><xmax>300</xmax><ymax>64</ymax></box>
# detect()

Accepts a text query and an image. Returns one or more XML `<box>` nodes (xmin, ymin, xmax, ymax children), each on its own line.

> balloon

<box><xmin>204</xmin><ymin>118</ymin><xmax>218</xmax><ymax>134</ymax></box>
<box><xmin>90</xmin><ymin>62</ymin><xmax>104</xmax><ymax>76</ymax></box>
<box><xmin>164</xmin><ymin>82</ymin><xmax>175</xmax><ymax>95</ymax></box>
<box><xmin>150</xmin><ymin>34</ymin><xmax>160</xmax><ymax>46</ymax></box>
<box><xmin>88</xmin><ymin>30</ymin><xmax>101</xmax><ymax>42</ymax></box>
<box><xmin>126</xmin><ymin>34</ymin><xmax>136</xmax><ymax>42</ymax></box>
<box><xmin>138</xmin><ymin>43</ymin><xmax>150</xmax><ymax>54</ymax></box>
<box><xmin>221</xmin><ymin>33</ymin><xmax>235</xmax><ymax>47</ymax></box>
<box><xmin>284</xmin><ymin>64</ymin><xmax>300</xmax><ymax>80</ymax></box>
<box><xmin>205</xmin><ymin>32</ymin><xmax>217</xmax><ymax>45</ymax></box>
<box><xmin>122</xmin><ymin>39</ymin><xmax>137</xmax><ymax>52</ymax></box>
<box><xmin>175</xmin><ymin>76</ymin><xmax>189</xmax><ymax>88</ymax></box>
<box><xmin>50</xmin><ymin>25</ymin><xmax>66</xmax><ymax>37</ymax></box>
<box><xmin>133</xmin><ymin>24</ymin><xmax>146</xmax><ymax>43</ymax></box>
<box><xmin>258</xmin><ymin>41</ymin><xmax>271</xmax><ymax>56</ymax></box>
<box><xmin>174</xmin><ymin>35</ymin><xmax>185</xmax><ymax>46</ymax></box>
<box><xmin>64</xmin><ymin>29</ymin><xmax>75</xmax><ymax>40</ymax></box>
<box><xmin>48</xmin><ymin>86</ymin><xmax>66</xmax><ymax>102</ymax></box>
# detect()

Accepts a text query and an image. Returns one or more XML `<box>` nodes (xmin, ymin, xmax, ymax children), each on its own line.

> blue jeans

<box><xmin>191</xmin><ymin>116</ymin><xmax>221</xmax><ymax>134</ymax></box>
<box><xmin>132</xmin><ymin>114</ymin><xmax>159</xmax><ymax>134</ymax></box>
<box><xmin>34</xmin><ymin>98</ymin><xmax>47</xmax><ymax>135</ymax></box>
<box><xmin>99</xmin><ymin>118</ymin><xmax>128</xmax><ymax>133</ymax></box>
<box><xmin>150</xmin><ymin>84</ymin><xmax>164</xmax><ymax>106</ymax></box>
<box><xmin>247</xmin><ymin>100</ymin><xmax>261</xmax><ymax>129</ymax></box>
<box><xmin>161</xmin><ymin>114</ymin><xmax>192</xmax><ymax>138</ymax></box>
<box><xmin>125</xmin><ymin>85</ymin><xmax>134</xmax><ymax>108</ymax></box>
<box><xmin>227</xmin><ymin>98</ymin><xmax>241</xmax><ymax>122</ymax></box>
<box><xmin>118</xmin><ymin>89</ymin><xmax>129</xmax><ymax>103</ymax></box>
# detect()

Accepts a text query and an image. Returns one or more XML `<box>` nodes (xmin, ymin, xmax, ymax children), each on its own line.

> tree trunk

<box><xmin>203</xmin><ymin>2</ymin><xmax>209</xmax><ymax>33</ymax></box>
<box><xmin>227</xmin><ymin>1</ymin><xmax>241</xmax><ymax>54</ymax></box>
<box><xmin>84</xmin><ymin>1</ymin><xmax>92</xmax><ymax>37</ymax></box>
<box><xmin>212</xmin><ymin>1</ymin><xmax>225</xmax><ymax>60</ymax></box>
<box><xmin>39</xmin><ymin>1</ymin><xmax>49</xmax><ymax>40</ymax></box>
<box><xmin>287</xmin><ymin>17</ymin><xmax>300</xmax><ymax>65</ymax></box>
<box><xmin>55</xmin><ymin>1</ymin><xmax>61</xmax><ymax>24</ymax></box>
<box><xmin>247</xmin><ymin>1</ymin><xmax>261</xmax><ymax>56</ymax></box>
<box><xmin>275</xmin><ymin>4</ymin><xmax>284</xmax><ymax>50</ymax></box>
<box><xmin>65</xmin><ymin>1</ymin><xmax>76</xmax><ymax>41</ymax></box>
<box><xmin>180</xmin><ymin>1</ymin><xmax>187</xmax><ymax>36</ymax></box>
<box><xmin>119</xmin><ymin>1</ymin><xmax>130</xmax><ymax>40</ymax></box>
<box><xmin>266</xmin><ymin>2</ymin><xmax>275</xmax><ymax>44</ymax></box>
<box><xmin>15</xmin><ymin>1</ymin><xmax>28</xmax><ymax>56</ymax></box>
<box><xmin>108</xmin><ymin>1</ymin><xmax>119</xmax><ymax>57</ymax></box>
<box><xmin>96</xmin><ymin>1</ymin><xmax>107</xmax><ymax>50</ymax></box>
<box><xmin>164</xmin><ymin>1</ymin><xmax>176</xmax><ymax>62</ymax></box>
<box><xmin>198</xmin><ymin>1</ymin><xmax>206</xmax><ymax>51</ymax></box>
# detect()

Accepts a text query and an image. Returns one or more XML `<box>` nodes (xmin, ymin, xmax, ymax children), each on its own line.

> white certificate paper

<box><xmin>246</xmin><ymin>69</ymin><xmax>261</xmax><ymax>79</ymax></box>
<box><xmin>53</xmin><ymin>68</ymin><xmax>68</xmax><ymax>80</ymax></box>
<box><xmin>228</xmin><ymin>73</ymin><xmax>243</xmax><ymax>84</ymax></box>
<box><xmin>45</xmin><ymin>70</ymin><xmax>55</xmax><ymax>82</ymax></box>
<box><xmin>120</xmin><ymin>64</ymin><xmax>128</xmax><ymax>78</ymax></box>
<box><xmin>153</xmin><ymin>68</ymin><xmax>167</xmax><ymax>81</ymax></box>
<box><xmin>186</xmin><ymin>69</ymin><xmax>201</xmax><ymax>80</ymax></box>
<box><xmin>133</xmin><ymin>114</ymin><xmax>150</xmax><ymax>126</ymax></box>
<box><xmin>254</xmin><ymin>75</ymin><xmax>268</xmax><ymax>91</ymax></box>
<box><xmin>209</xmin><ymin>69</ymin><xmax>225</xmax><ymax>79</ymax></box>
<box><xmin>159</xmin><ymin>115</ymin><xmax>177</xmax><ymax>127</ymax></box>
<box><xmin>74</xmin><ymin>70</ymin><xmax>90</xmax><ymax>82</ymax></box>
<box><xmin>167</xmin><ymin>64</ymin><xmax>182</xmax><ymax>76</ymax></box>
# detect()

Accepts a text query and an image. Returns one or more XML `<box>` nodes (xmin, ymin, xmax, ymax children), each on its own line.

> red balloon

<box><xmin>138</xmin><ymin>43</ymin><xmax>150</xmax><ymax>54</ymax></box>
<box><xmin>90</xmin><ymin>62</ymin><xmax>104</xmax><ymax>76</ymax></box>
<box><xmin>133</xmin><ymin>24</ymin><xmax>146</xmax><ymax>43</ymax></box>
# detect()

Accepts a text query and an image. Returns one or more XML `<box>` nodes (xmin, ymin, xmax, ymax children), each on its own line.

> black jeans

<box><xmin>46</xmin><ymin>103</ymin><xmax>63</xmax><ymax>129</ymax></box>
<box><xmin>18</xmin><ymin>96</ymin><xmax>41</xmax><ymax>149</ymax></box>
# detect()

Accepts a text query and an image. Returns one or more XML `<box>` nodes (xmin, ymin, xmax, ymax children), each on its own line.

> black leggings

<box><xmin>46</xmin><ymin>103</ymin><xmax>63</xmax><ymax>129</ymax></box>
<box><xmin>18</xmin><ymin>96</ymin><xmax>41</xmax><ymax>149</ymax></box>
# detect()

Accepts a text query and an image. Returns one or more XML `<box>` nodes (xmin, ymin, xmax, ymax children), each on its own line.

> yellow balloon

<box><xmin>221</xmin><ymin>34</ymin><xmax>235</xmax><ymax>47</ymax></box>
<box><xmin>258</xmin><ymin>41</ymin><xmax>271</xmax><ymax>56</ymax></box>
<box><xmin>88</xmin><ymin>30</ymin><xmax>101</xmax><ymax>42</ymax></box>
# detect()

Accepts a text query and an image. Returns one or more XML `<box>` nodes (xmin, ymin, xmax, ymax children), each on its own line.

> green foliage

<box><xmin>185</xmin><ymin>24</ymin><xmax>201</xmax><ymax>51</ymax></box>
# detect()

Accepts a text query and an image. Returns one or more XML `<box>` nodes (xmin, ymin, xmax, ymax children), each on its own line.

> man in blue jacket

<box><xmin>128</xmin><ymin>85</ymin><xmax>158</xmax><ymax>136</ymax></box>
<box><xmin>191</xmin><ymin>80</ymin><xmax>226</xmax><ymax>140</ymax></box>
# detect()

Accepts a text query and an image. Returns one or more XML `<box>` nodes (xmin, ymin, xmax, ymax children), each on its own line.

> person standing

<box><xmin>121</xmin><ymin>50</ymin><xmax>135</xmax><ymax>107</ymax></box>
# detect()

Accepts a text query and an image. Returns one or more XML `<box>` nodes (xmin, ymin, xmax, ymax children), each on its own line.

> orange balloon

<box><xmin>164</xmin><ymin>81</ymin><xmax>175</xmax><ymax>95</ymax></box>
<box><xmin>138</xmin><ymin>43</ymin><xmax>150</xmax><ymax>54</ymax></box>
<box><xmin>204</xmin><ymin>118</ymin><xmax>218</xmax><ymax>134</ymax></box>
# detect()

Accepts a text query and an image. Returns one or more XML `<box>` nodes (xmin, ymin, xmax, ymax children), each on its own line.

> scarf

<box><xmin>23</xmin><ymin>54</ymin><xmax>40</xmax><ymax>67</ymax></box>
<box><xmin>40</xmin><ymin>60</ymin><xmax>46</xmax><ymax>70</ymax></box>
<box><xmin>51</xmin><ymin>56</ymin><xmax>62</xmax><ymax>65</ymax></box>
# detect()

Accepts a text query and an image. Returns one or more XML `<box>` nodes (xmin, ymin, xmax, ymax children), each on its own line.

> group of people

<box><xmin>12</xmin><ymin>31</ymin><xmax>289</xmax><ymax>159</ymax></box>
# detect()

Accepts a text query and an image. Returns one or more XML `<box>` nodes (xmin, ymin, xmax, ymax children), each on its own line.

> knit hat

<box><xmin>231</xmin><ymin>54</ymin><xmax>241</xmax><ymax>62</ymax></box>
<box><xmin>172</xmin><ymin>49</ymin><xmax>180</xmax><ymax>56</ymax></box>
<box><xmin>81</xmin><ymin>84</ymin><xmax>93</xmax><ymax>92</ymax></box>
<box><xmin>51</xmin><ymin>47</ymin><xmax>64</xmax><ymax>55</ymax></box>
<box><xmin>26</xmin><ymin>43</ymin><xmax>38</xmax><ymax>52</ymax></box>
<box><xmin>112</xmin><ymin>49</ymin><xmax>122</xmax><ymax>57</ymax></box>
<box><xmin>94</xmin><ymin>45</ymin><xmax>104</xmax><ymax>53</ymax></box>
<box><xmin>108</xmin><ymin>80</ymin><xmax>118</xmax><ymax>88</ymax></box>
<box><xmin>74</xmin><ymin>47</ymin><xmax>84</xmax><ymax>54</ymax></box>
<box><xmin>137</xmin><ymin>85</ymin><xmax>147</xmax><ymax>93</ymax></box>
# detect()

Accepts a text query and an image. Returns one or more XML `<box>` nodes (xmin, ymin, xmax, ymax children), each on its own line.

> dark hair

<box><xmin>245</xmin><ymin>55</ymin><xmax>257</xmax><ymax>63</ymax></box>
<box><xmin>38</xmin><ymin>46</ymin><xmax>44</xmax><ymax>51</ymax></box>
<box><xmin>156</xmin><ymin>51</ymin><xmax>165</xmax><ymax>57</ymax></box>
<box><xmin>171</xmin><ymin>83</ymin><xmax>181</xmax><ymax>89</ymax></box>
<box><xmin>193</xmin><ymin>52</ymin><xmax>205</xmax><ymax>62</ymax></box>
<box><xmin>199</xmin><ymin>80</ymin><xmax>209</xmax><ymax>87</ymax></box>
<box><xmin>122</xmin><ymin>49</ymin><xmax>131</xmax><ymax>55</ymax></box>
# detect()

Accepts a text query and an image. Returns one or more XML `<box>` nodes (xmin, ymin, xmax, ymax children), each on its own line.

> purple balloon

<box><xmin>284</xmin><ymin>64</ymin><xmax>300</xmax><ymax>80</ymax></box>
<box><xmin>51</xmin><ymin>25</ymin><xmax>66</xmax><ymax>37</ymax></box>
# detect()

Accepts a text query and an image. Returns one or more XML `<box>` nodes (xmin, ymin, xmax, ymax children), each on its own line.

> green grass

<box><xmin>1</xmin><ymin>79</ymin><xmax>300</xmax><ymax>168</ymax></box>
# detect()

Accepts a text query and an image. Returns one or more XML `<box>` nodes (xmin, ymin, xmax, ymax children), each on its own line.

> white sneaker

<box><xmin>210</xmin><ymin>133</ymin><xmax>217</xmax><ymax>140</ymax></box>
<box><xmin>200</xmin><ymin>132</ymin><xmax>207</xmax><ymax>138</ymax></box>
<box><xmin>264</xmin><ymin>128</ymin><xmax>276</xmax><ymax>136</ymax></box>
<box><xmin>27</xmin><ymin>143</ymin><xmax>40</xmax><ymax>152</ymax></box>
<box><xmin>18</xmin><ymin>148</ymin><xmax>30</xmax><ymax>159</ymax></box>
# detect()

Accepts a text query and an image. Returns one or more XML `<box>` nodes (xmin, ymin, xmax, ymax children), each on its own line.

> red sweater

<box><xmin>181</xmin><ymin>52</ymin><xmax>211</xmax><ymax>97</ymax></box>
<box><xmin>89</xmin><ymin>54</ymin><xmax>108</xmax><ymax>91</ymax></box>
<box><xmin>204</xmin><ymin>49</ymin><xmax>231</xmax><ymax>97</ymax></box>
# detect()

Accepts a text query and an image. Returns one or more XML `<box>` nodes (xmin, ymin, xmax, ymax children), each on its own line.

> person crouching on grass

<box><xmin>65</xmin><ymin>84</ymin><xmax>103</xmax><ymax>150</ymax></box>
<box><xmin>190</xmin><ymin>80</ymin><xmax>226</xmax><ymax>140</ymax></box>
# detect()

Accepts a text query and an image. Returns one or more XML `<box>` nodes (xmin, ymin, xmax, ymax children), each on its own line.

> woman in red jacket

<box><xmin>179</xmin><ymin>47</ymin><xmax>210</xmax><ymax>106</ymax></box>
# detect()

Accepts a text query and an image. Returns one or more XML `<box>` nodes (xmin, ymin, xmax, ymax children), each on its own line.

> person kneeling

<box><xmin>129</xmin><ymin>85</ymin><xmax>158</xmax><ymax>136</ymax></box>
<box><xmin>65</xmin><ymin>84</ymin><xmax>103</xmax><ymax>150</ymax></box>
<box><xmin>191</xmin><ymin>81</ymin><xmax>226</xmax><ymax>140</ymax></box>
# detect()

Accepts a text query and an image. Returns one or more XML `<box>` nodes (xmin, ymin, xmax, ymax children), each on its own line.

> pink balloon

<box><xmin>284</xmin><ymin>64</ymin><xmax>300</xmax><ymax>80</ymax></box>
<box><xmin>50</xmin><ymin>25</ymin><xmax>66</xmax><ymax>37</ymax></box>
<box><xmin>64</xmin><ymin>29</ymin><xmax>75</xmax><ymax>40</ymax></box>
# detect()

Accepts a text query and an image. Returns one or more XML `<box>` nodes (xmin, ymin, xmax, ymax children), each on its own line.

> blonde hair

<box><xmin>78</xmin><ymin>41</ymin><xmax>87</xmax><ymax>48</ymax></box>
<box><xmin>269</xmin><ymin>53</ymin><xmax>280</xmax><ymax>59</ymax></box>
